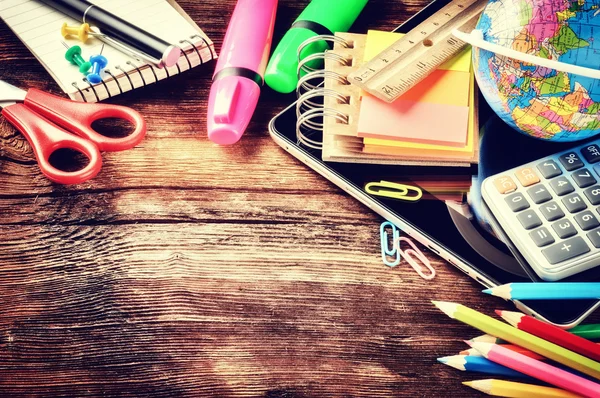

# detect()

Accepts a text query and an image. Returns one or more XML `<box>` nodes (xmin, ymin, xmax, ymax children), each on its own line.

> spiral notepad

<box><xmin>295</xmin><ymin>31</ymin><xmax>478</xmax><ymax>167</ymax></box>
<box><xmin>0</xmin><ymin>0</ymin><xmax>215</xmax><ymax>103</ymax></box>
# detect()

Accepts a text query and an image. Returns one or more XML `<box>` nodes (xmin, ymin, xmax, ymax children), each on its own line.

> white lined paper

<box><xmin>0</xmin><ymin>0</ymin><xmax>214</xmax><ymax>102</ymax></box>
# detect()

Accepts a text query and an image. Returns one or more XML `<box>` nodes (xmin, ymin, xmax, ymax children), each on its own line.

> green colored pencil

<box><xmin>432</xmin><ymin>301</ymin><xmax>600</xmax><ymax>380</ymax></box>
<box><xmin>570</xmin><ymin>324</ymin><xmax>600</xmax><ymax>340</ymax></box>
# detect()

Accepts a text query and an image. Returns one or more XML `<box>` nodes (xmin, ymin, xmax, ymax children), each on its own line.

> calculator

<box><xmin>482</xmin><ymin>141</ymin><xmax>600</xmax><ymax>281</ymax></box>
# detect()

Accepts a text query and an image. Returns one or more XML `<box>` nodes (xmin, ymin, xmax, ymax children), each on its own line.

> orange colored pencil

<box><xmin>498</xmin><ymin>310</ymin><xmax>600</xmax><ymax>363</ymax></box>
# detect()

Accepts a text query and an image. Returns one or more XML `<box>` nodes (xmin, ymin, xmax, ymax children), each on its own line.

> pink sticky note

<box><xmin>357</xmin><ymin>95</ymin><xmax>470</xmax><ymax>147</ymax></box>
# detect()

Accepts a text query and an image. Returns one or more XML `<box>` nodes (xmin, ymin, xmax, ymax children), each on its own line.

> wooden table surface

<box><xmin>1</xmin><ymin>1</ymin><xmax>598</xmax><ymax>396</ymax></box>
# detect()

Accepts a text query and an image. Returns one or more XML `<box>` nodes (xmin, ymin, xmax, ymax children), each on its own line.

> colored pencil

<box><xmin>570</xmin><ymin>324</ymin><xmax>600</xmax><ymax>340</ymax></box>
<box><xmin>463</xmin><ymin>342</ymin><xmax>600</xmax><ymax>361</ymax></box>
<box><xmin>483</xmin><ymin>282</ymin><xmax>600</xmax><ymax>300</ymax></box>
<box><xmin>469</xmin><ymin>334</ymin><xmax>505</xmax><ymax>344</ymax></box>
<box><xmin>463</xmin><ymin>379</ymin><xmax>581</xmax><ymax>398</ymax></box>
<box><xmin>469</xmin><ymin>342</ymin><xmax>600</xmax><ymax>397</ymax></box>
<box><xmin>499</xmin><ymin>310</ymin><xmax>600</xmax><ymax>362</ymax></box>
<box><xmin>460</xmin><ymin>344</ymin><xmax>545</xmax><ymax>360</ymax></box>
<box><xmin>437</xmin><ymin>355</ymin><xmax>526</xmax><ymax>378</ymax></box>
<box><xmin>431</xmin><ymin>301</ymin><xmax>600</xmax><ymax>380</ymax></box>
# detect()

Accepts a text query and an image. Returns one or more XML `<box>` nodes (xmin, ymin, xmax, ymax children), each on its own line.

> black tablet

<box><xmin>269</xmin><ymin>98</ymin><xmax>600</xmax><ymax>327</ymax></box>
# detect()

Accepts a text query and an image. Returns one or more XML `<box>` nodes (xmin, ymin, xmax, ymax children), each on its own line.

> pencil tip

<box><xmin>495</xmin><ymin>309</ymin><xmax>503</xmax><ymax>316</ymax></box>
<box><xmin>462</xmin><ymin>381</ymin><xmax>473</xmax><ymax>387</ymax></box>
<box><xmin>437</xmin><ymin>357</ymin><xmax>449</xmax><ymax>364</ymax></box>
<box><xmin>463</xmin><ymin>340</ymin><xmax>473</xmax><ymax>347</ymax></box>
<box><xmin>482</xmin><ymin>288</ymin><xmax>492</xmax><ymax>295</ymax></box>
<box><xmin>432</xmin><ymin>301</ymin><xmax>458</xmax><ymax>317</ymax></box>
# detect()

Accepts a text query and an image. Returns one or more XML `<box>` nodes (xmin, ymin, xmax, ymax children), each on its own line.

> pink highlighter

<box><xmin>207</xmin><ymin>0</ymin><xmax>278</xmax><ymax>145</ymax></box>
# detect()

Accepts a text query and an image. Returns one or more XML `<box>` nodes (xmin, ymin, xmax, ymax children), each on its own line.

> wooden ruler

<box><xmin>348</xmin><ymin>0</ymin><xmax>487</xmax><ymax>103</ymax></box>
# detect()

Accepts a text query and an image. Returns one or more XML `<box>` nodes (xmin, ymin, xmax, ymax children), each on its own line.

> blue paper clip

<box><xmin>380</xmin><ymin>221</ymin><xmax>401</xmax><ymax>267</ymax></box>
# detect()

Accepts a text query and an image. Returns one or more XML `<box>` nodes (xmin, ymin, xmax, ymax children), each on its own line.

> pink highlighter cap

<box><xmin>206</xmin><ymin>0</ymin><xmax>277</xmax><ymax>145</ymax></box>
<box><xmin>207</xmin><ymin>76</ymin><xmax>261</xmax><ymax>145</ymax></box>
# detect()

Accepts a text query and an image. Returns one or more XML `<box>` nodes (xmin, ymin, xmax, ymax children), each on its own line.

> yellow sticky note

<box><xmin>363</xmin><ymin>30</ymin><xmax>471</xmax><ymax>107</ymax></box>
<box><xmin>364</xmin><ymin>30</ymin><xmax>471</xmax><ymax>72</ymax></box>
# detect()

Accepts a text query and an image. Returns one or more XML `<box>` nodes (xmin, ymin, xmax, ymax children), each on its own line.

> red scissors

<box><xmin>0</xmin><ymin>80</ymin><xmax>146</xmax><ymax>185</ymax></box>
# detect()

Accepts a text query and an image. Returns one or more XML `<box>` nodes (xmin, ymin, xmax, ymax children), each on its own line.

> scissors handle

<box><xmin>24</xmin><ymin>88</ymin><xmax>146</xmax><ymax>151</ymax></box>
<box><xmin>2</xmin><ymin>103</ymin><xmax>102</xmax><ymax>185</ymax></box>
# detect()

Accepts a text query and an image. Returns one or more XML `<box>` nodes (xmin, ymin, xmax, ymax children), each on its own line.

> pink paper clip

<box><xmin>393</xmin><ymin>236</ymin><xmax>436</xmax><ymax>280</ymax></box>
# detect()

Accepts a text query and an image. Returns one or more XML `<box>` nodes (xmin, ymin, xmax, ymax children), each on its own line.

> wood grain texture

<box><xmin>0</xmin><ymin>1</ymin><xmax>598</xmax><ymax>397</ymax></box>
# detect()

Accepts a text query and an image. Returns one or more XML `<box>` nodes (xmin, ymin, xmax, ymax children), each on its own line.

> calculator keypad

<box><xmin>483</xmin><ymin>140</ymin><xmax>600</xmax><ymax>280</ymax></box>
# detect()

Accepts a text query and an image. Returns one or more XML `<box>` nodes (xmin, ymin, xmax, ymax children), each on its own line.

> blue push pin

<box><xmin>87</xmin><ymin>53</ymin><xmax>108</xmax><ymax>84</ymax></box>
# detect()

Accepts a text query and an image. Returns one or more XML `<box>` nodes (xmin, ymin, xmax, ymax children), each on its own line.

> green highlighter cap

<box><xmin>265</xmin><ymin>0</ymin><xmax>369</xmax><ymax>93</ymax></box>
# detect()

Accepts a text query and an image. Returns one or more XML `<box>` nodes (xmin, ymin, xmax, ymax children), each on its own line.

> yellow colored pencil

<box><xmin>432</xmin><ymin>301</ymin><xmax>600</xmax><ymax>380</ymax></box>
<box><xmin>463</xmin><ymin>379</ymin><xmax>581</xmax><ymax>398</ymax></box>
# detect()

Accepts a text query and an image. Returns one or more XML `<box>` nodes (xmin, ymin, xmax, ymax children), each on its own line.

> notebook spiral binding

<box><xmin>295</xmin><ymin>34</ymin><xmax>354</xmax><ymax>151</ymax></box>
<box><xmin>71</xmin><ymin>34</ymin><xmax>216</xmax><ymax>103</ymax></box>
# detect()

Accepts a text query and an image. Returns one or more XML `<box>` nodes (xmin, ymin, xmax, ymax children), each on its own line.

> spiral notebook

<box><xmin>0</xmin><ymin>0</ymin><xmax>216</xmax><ymax>102</ymax></box>
<box><xmin>296</xmin><ymin>31</ymin><xmax>479</xmax><ymax>167</ymax></box>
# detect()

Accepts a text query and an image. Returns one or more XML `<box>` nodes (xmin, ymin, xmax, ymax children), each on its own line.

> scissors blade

<box><xmin>0</xmin><ymin>80</ymin><xmax>27</xmax><ymax>108</ymax></box>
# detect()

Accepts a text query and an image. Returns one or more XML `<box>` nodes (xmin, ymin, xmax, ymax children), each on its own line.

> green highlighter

<box><xmin>264</xmin><ymin>0</ymin><xmax>369</xmax><ymax>93</ymax></box>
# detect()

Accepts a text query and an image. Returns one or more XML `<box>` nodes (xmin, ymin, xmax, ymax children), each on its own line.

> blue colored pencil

<box><xmin>483</xmin><ymin>282</ymin><xmax>600</xmax><ymax>300</ymax></box>
<box><xmin>437</xmin><ymin>355</ymin><xmax>526</xmax><ymax>378</ymax></box>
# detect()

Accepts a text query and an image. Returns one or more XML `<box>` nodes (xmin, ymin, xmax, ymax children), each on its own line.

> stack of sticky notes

<box><xmin>358</xmin><ymin>31</ymin><xmax>478</xmax><ymax>165</ymax></box>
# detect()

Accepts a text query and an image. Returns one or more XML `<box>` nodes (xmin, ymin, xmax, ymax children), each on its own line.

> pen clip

<box><xmin>365</xmin><ymin>181</ymin><xmax>423</xmax><ymax>202</ymax></box>
<box><xmin>394</xmin><ymin>236</ymin><xmax>436</xmax><ymax>280</ymax></box>
<box><xmin>90</xmin><ymin>27</ymin><xmax>166</xmax><ymax>67</ymax></box>
<box><xmin>380</xmin><ymin>221</ymin><xmax>401</xmax><ymax>267</ymax></box>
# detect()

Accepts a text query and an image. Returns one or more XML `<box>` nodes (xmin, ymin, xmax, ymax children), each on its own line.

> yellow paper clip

<box><xmin>365</xmin><ymin>180</ymin><xmax>423</xmax><ymax>202</ymax></box>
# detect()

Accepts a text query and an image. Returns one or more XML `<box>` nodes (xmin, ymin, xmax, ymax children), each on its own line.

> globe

<box><xmin>471</xmin><ymin>0</ymin><xmax>600</xmax><ymax>142</ymax></box>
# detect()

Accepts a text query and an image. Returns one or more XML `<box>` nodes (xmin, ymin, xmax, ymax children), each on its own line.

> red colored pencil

<box><xmin>497</xmin><ymin>310</ymin><xmax>600</xmax><ymax>362</ymax></box>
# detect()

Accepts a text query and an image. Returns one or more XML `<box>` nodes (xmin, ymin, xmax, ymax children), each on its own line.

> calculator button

<box><xmin>549</xmin><ymin>177</ymin><xmax>575</xmax><ymax>196</ymax></box>
<box><xmin>574</xmin><ymin>211</ymin><xmax>600</xmax><ymax>231</ymax></box>
<box><xmin>494</xmin><ymin>176</ymin><xmax>517</xmax><ymax>194</ymax></box>
<box><xmin>517</xmin><ymin>210</ymin><xmax>542</xmax><ymax>230</ymax></box>
<box><xmin>515</xmin><ymin>167</ymin><xmax>540</xmax><ymax>187</ymax></box>
<box><xmin>542</xmin><ymin>236</ymin><xmax>590</xmax><ymax>265</ymax></box>
<box><xmin>584</xmin><ymin>185</ymin><xmax>600</xmax><ymax>205</ymax></box>
<box><xmin>559</xmin><ymin>152</ymin><xmax>584</xmax><ymax>171</ymax></box>
<box><xmin>527</xmin><ymin>185</ymin><xmax>552</xmax><ymax>204</ymax></box>
<box><xmin>582</xmin><ymin>144</ymin><xmax>600</xmax><ymax>164</ymax></box>
<box><xmin>539</xmin><ymin>201</ymin><xmax>565</xmax><ymax>221</ymax></box>
<box><xmin>561</xmin><ymin>193</ymin><xmax>587</xmax><ymax>213</ymax></box>
<box><xmin>586</xmin><ymin>227</ymin><xmax>600</xmax><ymax>248</ymax></box>
<box><xmin>594</xmin><ymin>164</ymin><xmax>600</xmax><ymax>179</ymax></box>
<box><xmin>552</xmin><ymin>219</ymin><xmax>577</xmax><ymax>239</ymax></box>
<box><xmin>537</xmin><ymin>160</ymin><xmax>562</xmax><ymax>179</ymax></box>
<box><xmin>505</xmin><ymin>193</ymin><xmax>529</xmax><ymax>212</ymax></box>
<box><xmin>529</xmin><ymin>227</ymin><xmax>555</xmax><ymax>247</ymax></box>
<box><xmin>571</xmin><ymin>168</ymin><xmax>596</xmax><ymax>188</ymax></box>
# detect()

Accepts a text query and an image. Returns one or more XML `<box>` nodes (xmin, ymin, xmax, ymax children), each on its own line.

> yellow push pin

<box><xmin>60</xmin><ymin>22</ymin><xmax>101</xmax><ymax>43</ymax></box>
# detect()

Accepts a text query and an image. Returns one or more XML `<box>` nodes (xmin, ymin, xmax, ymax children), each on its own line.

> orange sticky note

<box><xmin>400</xmin><ymin>69</ymin><xmax>471</xmax><ymax>106</ymax></box>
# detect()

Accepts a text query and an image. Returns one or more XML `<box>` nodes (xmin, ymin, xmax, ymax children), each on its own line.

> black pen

<box><xmin>40</xmin><ymin>0</ymin><xmax>181</xmax><ymax>68</ymax></box>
